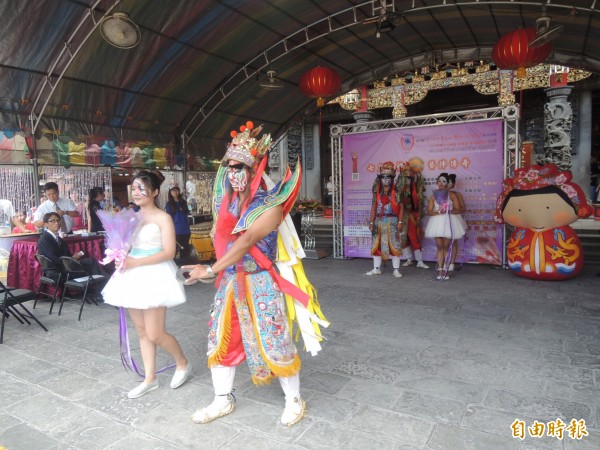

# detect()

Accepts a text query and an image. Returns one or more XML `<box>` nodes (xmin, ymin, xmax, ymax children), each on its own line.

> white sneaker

<box><xmin>393</xmin><ymin>269</ymin><xmax>403</xmax><ymax>278</ymax></box>
<box><xmin>402</xmin><ymin>259</ymin><xmax>413</xmax><ymax>267</ymax></box>
<box><xmin>281</xmin><ymin>396</ymin><xmax>306</xmax><ymax>426</ymax></box>
<box><xmin>365</xmin><ymin>268</ymin><xmax>382</xmax><ymax>276</ymax></box>
<box><xmin>448</xmin><ymin>263</ymin><xmax>455</xmax><ymax>272</ymax></box>
<box><xmin>416</xmin><ymin>261</ymin><xmax>429</xmax><ymax>269</ymax></box>
<box><xmin>192</xmin><ymin>394</ymin><xmax>235</xmax><ymax>424</ymax></box>
<box><xmin>127</xmin><ymin>379</ymin><xmax>159</xmax><ymax>399</ymax></box>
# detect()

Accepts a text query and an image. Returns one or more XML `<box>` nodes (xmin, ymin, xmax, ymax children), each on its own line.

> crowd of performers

<box><xmin>367</xmin><ymin>159</ymin><xmax>467</xmax><ymax>281</ymax></box>
<box><xmin>102</xmin><ymin>121</ymin><xmax>328</xmax><ymax>428</ymax></box>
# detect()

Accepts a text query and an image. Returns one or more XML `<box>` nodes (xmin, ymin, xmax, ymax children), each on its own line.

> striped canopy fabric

<box><xmin>0</xmin><ymin>0</ymin><xmax>598</xmax><ymax>158</ymax></box>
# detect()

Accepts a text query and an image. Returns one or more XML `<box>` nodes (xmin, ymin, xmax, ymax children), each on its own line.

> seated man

<box><xmin>37</xmin><ymin>212</ymin><xmax>108</xmax><ymax>281</ymax></box>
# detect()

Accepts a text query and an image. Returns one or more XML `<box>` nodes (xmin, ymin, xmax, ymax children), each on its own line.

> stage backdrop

<box><xmin>342</xmin><ymin>120</ymin><xmax>504</xmax><ymax>265</ymax></box>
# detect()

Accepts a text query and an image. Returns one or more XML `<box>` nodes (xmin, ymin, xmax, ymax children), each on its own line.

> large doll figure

<box><xmin>494</xmin><ymin>164</ymin><xmax>592</xmax><ymax>280</ymax></box>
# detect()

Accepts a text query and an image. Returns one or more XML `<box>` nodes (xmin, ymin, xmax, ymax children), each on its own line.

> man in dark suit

<box><xmin>37</xmin><ymin>212</ymin><xmax>107</xmax><ymax>280</ymax></box>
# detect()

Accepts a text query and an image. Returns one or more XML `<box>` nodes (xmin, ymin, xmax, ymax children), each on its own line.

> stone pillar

<box><xmin>573</xmin><ymin>89</ymin><xmax>592</xmax><ymax>194</ymax></box>
<box><xmin>541</xmin><ymin>86</ymin><xmax>573</xmax><ymax>170</ymax></box>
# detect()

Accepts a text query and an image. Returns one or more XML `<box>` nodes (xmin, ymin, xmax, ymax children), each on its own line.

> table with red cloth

<box><xmin>7</xmin><ymin>234</ymin><xmax>105</xmax><ymax>291</ymax></box>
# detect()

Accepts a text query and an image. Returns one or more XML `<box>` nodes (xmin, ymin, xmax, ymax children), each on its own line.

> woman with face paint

<box><xmin>425</xmin><ymin>173</ymin><xmax>467</xmax><ymax>280</ymax></box>
<box><xmin>365</xmin><ymin>162</ymin><xmax>405</xmax><ymax>277</ymax></box>
<box><xmin>102</xmin><ymin>170</ymin><xmax>190</xmax><ymax>399</ymax></box>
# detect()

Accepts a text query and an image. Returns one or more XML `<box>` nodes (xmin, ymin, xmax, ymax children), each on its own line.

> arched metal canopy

<box><xmin>1</xmin><ymin>0</ymin><xmax>598</xmax><ymax>157</ymax></box>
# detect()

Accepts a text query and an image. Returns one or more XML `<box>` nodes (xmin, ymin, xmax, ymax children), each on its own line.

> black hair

<box><xmin>43</xmin><ymin>212</ymin><xmax>60</xmax><ymax>223</ymax></box>
<box><xmin>448</xmin><ymin>174</ymin><xmax>457</xmax><ymax>185</ymax></box>
<box><xmin>501</xmin><ymin>185</ymin><xmax>576</xmax><ymax>214</ymax></box>
<box><xmin>167</xmin><ymin>186</ymin><xmax>185</xmax><ymax>211</ymax></box>
<box><xmin>88</xmin><ymin>187</ymin><xmax>102</xmax><ymax>200</ymax></box>
<box><xmin>133</xmin><ymin>170</ymin><xmax>165</xmax><ymax>205</ymax></box>
<box><xmin>437</xmin><ymin>173</ymin><xmax>450</xmax><ymax>183</ymax></box>
<box><xmin>44</xmin><ymin>182</ymin><xmax>59</xmax><ymax>193</ymax></box>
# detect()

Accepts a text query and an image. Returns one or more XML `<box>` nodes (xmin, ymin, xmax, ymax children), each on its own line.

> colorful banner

<box><xmin>342</xmin><ymin>120</ymin><xmax>505</xmax><ymax>265</ymax></box>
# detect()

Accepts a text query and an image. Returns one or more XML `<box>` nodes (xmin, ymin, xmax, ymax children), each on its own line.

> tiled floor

<box><xmin>1</xmin><ymin>258</ymin><xmax>599</xmax><ymax>449</ymax></box>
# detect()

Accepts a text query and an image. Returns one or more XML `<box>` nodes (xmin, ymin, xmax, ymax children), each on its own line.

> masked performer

<box><xmin>397</xmin><ymin>158</ymin><xmax>429</xmax><ymax>269</ymax></box>
<box><xmin>184</xmin><ymin>121</ymin><xmax>327</xmax><ymax>427</ymax></box>
<box><xmin>366</xmin><ymin>162</ymin><xmax>405</xmax><ymax>277</ymax></box>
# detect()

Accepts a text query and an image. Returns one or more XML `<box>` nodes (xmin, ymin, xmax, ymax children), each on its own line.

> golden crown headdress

<box><xmin>223</xmin><ymin>121</ymin><xmax>271</xmax><ymax>168</ymax></box>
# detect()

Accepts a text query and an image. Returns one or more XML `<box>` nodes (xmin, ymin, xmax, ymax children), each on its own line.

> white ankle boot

<box><xmin>281</xmin><ymin>396</ymin><xmax>306</xmax><ymax>426</ymax></box>
<box><xmin>192</xmin><ymin>393</ymin><xmax>235</xmax><ymax>423</ymax></box>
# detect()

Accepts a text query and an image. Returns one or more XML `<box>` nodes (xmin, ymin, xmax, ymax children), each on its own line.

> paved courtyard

<box><xmin>1</xmin><ymin>257</ymin><xmax>599</xmax><ymax>449</ymax></box>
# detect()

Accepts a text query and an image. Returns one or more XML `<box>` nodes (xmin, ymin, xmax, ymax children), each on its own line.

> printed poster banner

<box><xmin>342</xmin><ymin>120</ymin><xmax>504</xmax><ymax>265</ymax></box>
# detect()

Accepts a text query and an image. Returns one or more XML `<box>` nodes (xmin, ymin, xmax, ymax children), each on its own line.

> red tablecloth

<box><xmin>7</xmin><ymin>235</ymin><xmax>105</xmax><ymax>290</ymax></box>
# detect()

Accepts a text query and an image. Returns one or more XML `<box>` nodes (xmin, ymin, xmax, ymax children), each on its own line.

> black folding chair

<box><xmin>34</xmin><ymin>254</ymin><xmax>64</xmax><ymax>314</ymax></box>
<box><xmin>0</xmin><ymin>280</ymin><xmax>48</xmax><ymax>344</ymax></box>
<box><xmin>59</xmin><ymin>256</ymin><xmax>107</xmax><ymax>321</ymax></box>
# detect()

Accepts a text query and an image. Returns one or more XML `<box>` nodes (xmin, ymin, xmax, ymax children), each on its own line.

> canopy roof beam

<box><xmin>29</xmin><ymin>0</ymin><xmax>121</xmax><ymax>135</ymax></box>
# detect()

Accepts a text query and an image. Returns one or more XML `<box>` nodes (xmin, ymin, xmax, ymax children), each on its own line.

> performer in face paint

<box><xmin>101</xmin><ymin>170</ymin><xmax>190</xmax><ymax>399</ymax></box>
<box><xmin>184</xmin><ymin>121</ymin><xmax>327</xmax><ymax>427</ymax></box>
<box><xmin>366</xmin><ymin>161</ymin><xmax>405</xmax><ymax>278</ymax></box>
<box><xmin>424</xmin><ymin>173</ymin><xmax>467</xmax><ymax>280</ymax></box>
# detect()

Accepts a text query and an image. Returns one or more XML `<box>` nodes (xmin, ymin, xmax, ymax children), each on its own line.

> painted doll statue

<box><xmin>494</xmin><ymin>164</ymin><xmax>592</xmax><ymax>280</ymax></box>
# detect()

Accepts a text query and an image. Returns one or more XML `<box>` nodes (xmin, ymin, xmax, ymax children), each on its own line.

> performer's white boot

<box><xmin>366</xmin><ymin>256</ymin><xmax>382</xmax><ymax>275</ymax></box>
<box><xmin>402</xmin><ymin>248</ymin><xmax>414</xmax><ymax>266</ymax></box>
<box><xmin>391</xmin><ymin>256</ymin><xmax>402</xmax><ymax>278</ymax></box>
<box><xmin>414</xmin><ymin>249</ymin><xmax>429</xmax><ymax>269</ymax></box>
<box><xmin>279</xmin><ymin>374</ymin><xmax>306</xmax><ymax>426</ymax></box>
<box><xmin>192</xmin><ymin>365</ymin><xmax>236</xmax><ymax>423</ymax></box>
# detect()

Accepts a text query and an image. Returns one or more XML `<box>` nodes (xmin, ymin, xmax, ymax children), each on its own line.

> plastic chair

<box><xmin>59</xmin><ymin>256</ymin><xmax>107</xmax><ymax>321</ymax></box>
<box><xmin>0</xmin><ymin>280</ymin><xmax>48</xmax><ymax>344</ymax></box>
<box><xmin>34</xmin><ymin>254</ymin><xmax>64</xmax><ymax>314</ymax></box>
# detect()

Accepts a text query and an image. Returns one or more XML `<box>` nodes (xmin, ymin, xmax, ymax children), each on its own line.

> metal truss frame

<box><xmin>330</xmin><ymin>105</ymin><xmax>520</xmax><ymax>261</ymax></box>
<box><xmin>180</xmin><ymin>0</ymin><xmax>590</xmax><ymax>145</ymax></box>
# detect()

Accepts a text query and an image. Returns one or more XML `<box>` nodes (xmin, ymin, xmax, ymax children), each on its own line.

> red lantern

<box><xmin>299</xmin><ymin>66</ymin><xmax>341</xmax><ymax>107</ymax></box>
<box><xmin>492</xmin><ymin>28</ymin><xmax>552</xmax><ymax>78</ymax></box>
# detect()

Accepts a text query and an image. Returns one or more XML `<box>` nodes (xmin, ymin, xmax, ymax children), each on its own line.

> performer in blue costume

<box><xmin>184</xmin><ymin>121</ymin><xmax>328</xmax><ymax>427</ymax></box>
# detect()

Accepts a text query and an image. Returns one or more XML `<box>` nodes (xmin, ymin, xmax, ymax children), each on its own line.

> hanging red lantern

<box><xmin>492</xmin><ymin>28</ymin><xmax>552</xmax><ymax>78</ymax></box>
<box><xmin>299</xmin><ymin>66</ymin><xmax>341</xmax><ymax>107</ymax></box>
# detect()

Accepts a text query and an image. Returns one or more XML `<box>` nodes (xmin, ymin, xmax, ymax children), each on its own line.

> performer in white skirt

<box><xmin>425</xmin><ymin>173</ymin><xmax>467</xmax><ymax>279</ymax></box>
<box><xmin>102</xmin><ymin>170</ymin><xmax>190</xmax><ymax>399</ymax></box>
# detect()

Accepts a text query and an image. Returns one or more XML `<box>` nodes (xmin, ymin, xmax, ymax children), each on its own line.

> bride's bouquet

<box><xmin>97</xmin><ymin>208</ymin><xmax>141</xmax><ymax>272</ymax></box>
<box><xmin>434</xmin><ymin>190</ymin><xmax>450</xmax><ymax>214</ymax></box>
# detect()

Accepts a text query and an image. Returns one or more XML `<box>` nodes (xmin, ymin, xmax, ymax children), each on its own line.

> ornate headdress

<box><xmin>378</xmin><ymin>161</ymin><xmax>396</xmax><ymax>176</ymax></box>
<box><xmin>494</xmin><ymin>163</ymin><xmax>592</xmax><ymax>223</ymax></box>
<box><xmin>222</xmin><ymin>121</ymin><xmax>271</xmax><ymax>170</ymax></box>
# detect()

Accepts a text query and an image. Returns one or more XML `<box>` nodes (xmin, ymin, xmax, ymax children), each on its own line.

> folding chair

<box><xmin>59</xmin><ymin>256</ymin><xmax>107</xmax><ymax>321</ymax></box>
<box><xmin>0</xmin><ymin>280</ymin><xmax>48</xmax><ymax>344</ymax></box>
<box><xmin>34</xmin><ymin>254</ymin><xmax>64</xmax><ymax>314</ymax></box>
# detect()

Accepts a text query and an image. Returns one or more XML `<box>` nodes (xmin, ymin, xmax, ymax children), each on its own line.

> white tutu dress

<box><xmin>425</xmin><ymin>198</ymin><xmax>467</xmax><ymax>240</ymax></box>
<box><xmin>102</xmin><ymin>223</ymin><xmax>186</xmax><ymax>309</ymax></box>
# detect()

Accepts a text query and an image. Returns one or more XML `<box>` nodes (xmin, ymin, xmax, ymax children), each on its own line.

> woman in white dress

<box><xmin>425</xmin><ymin>173</ymin><xmax>467</xmax><ymax>279</ymax></box>
<box><xmin>102</xmin><ymin>170</ymin><xmax>190</xmax><ymax>399</ymax></box>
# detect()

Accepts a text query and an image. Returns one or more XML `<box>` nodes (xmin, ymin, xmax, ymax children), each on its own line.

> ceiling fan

<box><xmin>100</xmin><ymin>12</ymin><xmax>141</xmax><ymax>49</ymax></box>
<box><xmin>529</xmin><ymin>15</ymin><xmax>565</xmax><ymax>48</ymax></box>
<box><xmin>259</xmin><ymin>70</ymin><xmax>284</xmax><ymax>90</ymax></box>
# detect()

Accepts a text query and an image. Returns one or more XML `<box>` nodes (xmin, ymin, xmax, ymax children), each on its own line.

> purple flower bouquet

<box><xmin>97</xmin><ymin>208</ymin><xmax>141</xmax><ymax>272</ymax></box>
<box><xmin>434</xmin><ymin>190</ymin><xmax>450</xmax><ymax>214</ymax></box>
